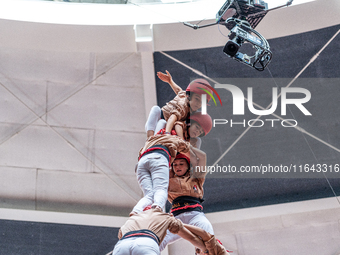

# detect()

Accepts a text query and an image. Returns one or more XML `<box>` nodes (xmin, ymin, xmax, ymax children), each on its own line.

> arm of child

<box><xmin>174</xmin><ymin>123</ymin><xmax>184</xmax><ymax>140</ymax></box>
<box><xmin>183</xmin><ymin>224</ymin><xmax>221</xmax><ymax>255</ymax></box>
<box><xmin>176</xmin><ymin>226</ymin><xmax>208</xmax><ymax>252</ymax></box>
<box><xmin>118</xmin><ymin>229</ymin><xmax>123</xmax><ymax>240</ymax></box>
<box><xmin>166</xmin><ymin>114</ymin><xmax>178</xmax><ymax>134</ymax></box>
<box><xmin>182</xmin><ymin>224</ymin><xmax>212</xmax><ymax>242</ymax></box>
<box><xmin>157</xmin><ymin>70</ymin><xmax>182</xmax><ymax>95</ymax></box>
<box><xmin>190</xmin><ymin>145</ymin><xmax>208</xmax><ymax>179</ymax></box>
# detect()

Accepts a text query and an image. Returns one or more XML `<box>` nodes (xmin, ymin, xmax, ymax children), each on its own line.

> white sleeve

<box><xmin>196</xmin><ymin>137</ymin><xmax>202</xmax><ymax>149</ymax></box>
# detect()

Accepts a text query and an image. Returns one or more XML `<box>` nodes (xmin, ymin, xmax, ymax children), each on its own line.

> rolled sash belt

<box><xmin>170</xmin><ymin>196</ymin><xmax>204</xmax><ymax>216</ymax></box>
<box><xmin>121</xmin><ymin>229</ymin><xmax>160</xmax><ymax>245</ymax></box>
<box><xmin>139</xmin><ymin>145</ymin><xmax>171</xmax><ymax>167</ymax></box>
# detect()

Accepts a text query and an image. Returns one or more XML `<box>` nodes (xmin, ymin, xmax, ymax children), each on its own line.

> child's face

<box><xmin>172</xmin><ymin>159</ymin><xmax>189</xmax><ymax>176</ymax></box>
<box><xmin>195</xmin><ymin>248</ymin><xmax>205</xmax><ymax>255</ymax></box>
<box><xmin>188</xmin><ymin>122</ymin><xmax>204</xmax><ymax>138</ymax></box>
<box><xmin>189</xmin><ymin>93</ymin><xmax>202</xmax><ymax>112</ymax></box>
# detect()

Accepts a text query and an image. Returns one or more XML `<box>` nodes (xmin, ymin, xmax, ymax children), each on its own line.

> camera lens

<box><xmin>228</xmin><ymin>44</ymin><xmax>237</xmax><ymax>52</ymax></box>
<box><xmin>223</xmin><ymin>40</ymin><xmax>239</xmax><ymax>57</ymax></box>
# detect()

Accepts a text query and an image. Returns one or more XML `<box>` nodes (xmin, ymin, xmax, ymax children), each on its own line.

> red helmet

<box><xmin>186</xmin><ymin>79</ymin><xmax>213</xmax><ymax>102</ymax></box>
<box><xmin>175</xmin><ymin>152</ymin><xmax>190</xmax><ymax>165</ymax></box>
<box><xmin>189</xmin><ymin>112</ymin><xmax>212</xmax><ymax>137</ymax></box>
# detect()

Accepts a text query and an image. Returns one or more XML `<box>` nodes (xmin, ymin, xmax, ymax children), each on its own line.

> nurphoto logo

<box><xmin>201</xmin><ymin>84</ymin><xmax>312</xmax><ymax>128</ymax></box>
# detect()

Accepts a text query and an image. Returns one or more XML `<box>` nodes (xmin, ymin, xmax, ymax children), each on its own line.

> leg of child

<box><xmin>131</xmin><ymin>237</ymin><xmax>160</xmax><ymax>255</ymax></box>
<box><xmin>188</xmin><ymin>211</ymin><xmax>214</xmax><ymax>235</ymax></box>
<box><xmin>155</xmin><ymin>119</ymin><xmax>166</xmax><ymax>134</ymax></box>
<box><xmin>112</xmin><ymin>238</ymin><xmax>160</xmax><ymax>255</ymax></box>
<box><xmin>159</xmin><ymin>230</ymin><xmax>181</xmax><ymax>251</ymax></box>
<box><xmin>159</xmin><ymin>211</ymin><xmax>213</xmax><ymax>251</ymax></box>
<box><xmin>145</xmin><ymin>106</ymin><xmax>162</xmax><ymax>138</ymax></box>
<box><xmin>131</xmin><ymin>156</ymin><xmax>155</xmax><ymax>214</ymax></box>
<box><xmin>149</xmin><ymin>154</ymin><xmax>170</xmax><ymax>209</ymax></box>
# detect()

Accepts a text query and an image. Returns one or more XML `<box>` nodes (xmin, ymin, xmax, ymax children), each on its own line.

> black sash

<box><xmin>170</xmin><ymin>196</ymin><xmax>204</xmax><ymax>216</ymax></box>
<box><xmin>121</xmin><ymin>229</ymin><xmax>160</xmax><ymax>245</ymax></box>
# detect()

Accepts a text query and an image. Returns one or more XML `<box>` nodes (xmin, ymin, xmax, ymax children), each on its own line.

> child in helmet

<box><xmin>157</xmin><ymin>112</ymin><xmax>213</xmax><ymax>149</ymax></box>
<box><xmin>183</xmin><ymin>112</ymin><xmax>213</xmax><ymax>149</ymax></box>
<box><xmin>130</xmin><ymin>133</ymin><xmax>190</xmax><ymax>216</ymax></box>
<box><xmin>112</xmin><ymin>206</ymin><xmax>208</xmax><ymax>255</ymax></box>
<box><xmin>145</xmin><ymin>70</ymin><xmax>213</xmax><ymax>139</ymax></box>
<box><xmin>159</xmin><ymin>146</ymin><xmax>214</xmax><ymax>251</ymax></box>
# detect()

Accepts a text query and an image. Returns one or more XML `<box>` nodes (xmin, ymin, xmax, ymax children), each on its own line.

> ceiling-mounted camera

<box><xmin>222</xmin><ymin>16</ymin><xmax>272</xmax><ymax>71</ymax></box>
<box><xmin>184</xmin><ymin>0</ymin><xmax>293</xmax><ymax>71</ymax></box>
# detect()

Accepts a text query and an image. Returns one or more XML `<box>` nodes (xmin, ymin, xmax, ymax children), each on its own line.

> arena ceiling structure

<box><xmin>0</xmin><ymin>0</ymin><xmax>340</xmax><ymax>254</ymax></box>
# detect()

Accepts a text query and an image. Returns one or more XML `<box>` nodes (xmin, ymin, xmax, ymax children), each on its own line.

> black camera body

<box><xmin>184</xmin><ymin>0</ymin><xmax>293</xmax><ymax>71</ymax></box>
<box><xmin>223</xmin><ymin>39</ymin><xmax>241</xmax><ymax>57</ymax></box>
<box><xmin>217</xmin><ymin>0</ymin><xmax>272</xmax><ymax>71</ymax></box>
<box><xmin>222</xmin><ymin>17</ymin><xmax>272</xmax><ymax>71</ymax></box>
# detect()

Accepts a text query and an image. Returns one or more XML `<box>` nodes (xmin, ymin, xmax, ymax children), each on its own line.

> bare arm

<box><xmin>165</xmin><ymin>114</ymin><xmax>178</xmax><ymax>134</ymax></box>
<box><xmin>118</xmin><ymin>229</ymin><xmax>123</xmax><ymax>239</ymax></box>
<box><xmin>190</xmin><ymin>145</ymin><xmax>207</xmax><ymax>179</ymax></box>
<box><xmin>177</xmin><ymin>226</ymin><xmax>208</xmax><ymax>252</ymax></box>
<box><xmin>174</xmin><ymin>123</ymin><xmax>184</xmax><ymax>140</ymax></box>
<box><xmin>157</xmin><ymin>70</ymin><xmax>182</xmax><ymax>95</ymax></box>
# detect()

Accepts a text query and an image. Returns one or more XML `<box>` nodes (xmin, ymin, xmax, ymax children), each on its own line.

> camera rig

<box><xmin>184</xmin><ymin>0</ymin><xmax>293</xmax><ymax>71</ymax></box>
